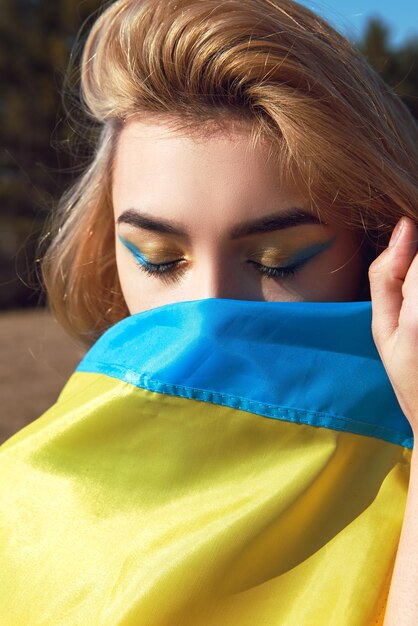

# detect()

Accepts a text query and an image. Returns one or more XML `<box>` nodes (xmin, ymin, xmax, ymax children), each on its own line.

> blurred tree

<box><xmin>359</xmin><ymin>18</ymin><xmax>393</xmax><ymax>75</ymax></box>
<box><xmin>358</xmin><ymin>18</ymin><xmax>418</xmax><ymax>120</ymax></box>
<box><xmin>0</xmin><ymin>0</ymin><xmax>104</xmax><ymax>309</ymax></box>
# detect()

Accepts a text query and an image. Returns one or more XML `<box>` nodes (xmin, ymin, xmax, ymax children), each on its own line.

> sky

<box><xmin>298</xmin><ymin>0</ymin><xmax>418</xmax><ymax>47</ymax></box>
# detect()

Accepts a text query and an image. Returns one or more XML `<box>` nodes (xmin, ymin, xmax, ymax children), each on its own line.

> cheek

<box><xmin>115</xmin><ymin>246</ymin><xmax>137</xmax><ymax>314</ymax></box>
<box><xmin>304</xmin><ymin>232</ymin><xmax>364</xmax><ymax>301</ymax></box>
<box><xmin>115</xmin><ymin>245</ymin><xmax>181</xmax><ymax>315</ymax></box>
<box><xmin>114</xmin><ymin>244</ymin><xmax>154</xmax><ymax>314</ymax></box>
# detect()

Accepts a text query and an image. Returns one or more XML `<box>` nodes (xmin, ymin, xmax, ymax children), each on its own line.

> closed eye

<box><xmin>119</xmin><ymin>233</ymin><xmax>335</xmax><ymax>281</ymax></box>
<box><xmin>135</xmin><ymin>257</ymin><xmax>307</xmax><ymax>280</ymax></box>
<box><xmin>247</xmin><ymin>258</ymin><xmax>308</xmax><ymax>279</ymax></box>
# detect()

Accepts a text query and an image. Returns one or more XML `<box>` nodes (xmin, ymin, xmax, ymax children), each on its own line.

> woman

<box><xmin>0</xmin><ymin>0</ymin><xmax>417</xmax><ymax>623</ymax></box>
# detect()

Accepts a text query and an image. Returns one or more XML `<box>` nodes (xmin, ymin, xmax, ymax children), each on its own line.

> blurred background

<box><xmin>1</xmin><ymin>0</ymin><xmax>418</xmax><ymax>443</ymax></box>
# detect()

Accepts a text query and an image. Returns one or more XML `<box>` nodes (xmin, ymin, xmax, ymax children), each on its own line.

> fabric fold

<box><xmin>0</xmin><ymin>298</ymin><xmax>413</xmax><ymax>625</ymax></box>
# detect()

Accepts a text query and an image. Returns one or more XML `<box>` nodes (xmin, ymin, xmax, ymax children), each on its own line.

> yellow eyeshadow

<box><xmin>118</xmin><ymin>229</ymin><xmax>186</xmax><ymax>263</ymax></box>
<box><xmin>119</xmin><ymin>223</ymin><xmax>332</xmax><ymax>267</ymax></box>
<box><xmin>136</xmin><ymin>243</ymin><xmax>184</xmax><ymax>258</ymax></box>
<box><xmin>138</xmin><ymin>249</ymin><xmax>184</xmax><ymax>265</ymax></box>
<box><xmin>241</xmin><ymin>227</ymin><xmax>331</xmax><ymax>264</ymax></box>
<box><xmin>246</xmin><ymin>247</ymin><xmax>291</xmax><ymax>267</ymax></box>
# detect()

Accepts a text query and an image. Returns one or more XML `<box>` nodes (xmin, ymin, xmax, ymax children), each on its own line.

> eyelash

<box><xmin>135</xmin><ymin>258</ymin><xmax>307</xmax><ymax>280</ymax></box>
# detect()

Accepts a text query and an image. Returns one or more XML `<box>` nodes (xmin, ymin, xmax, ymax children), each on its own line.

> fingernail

<box><xmin>388</xmin><ymin>218</ymin><xmax>405</xmax><ymax>247</ymax></box>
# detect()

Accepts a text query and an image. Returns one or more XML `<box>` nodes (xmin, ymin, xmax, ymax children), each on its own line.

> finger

<box><xmin>398</xmin><ymin>247</ymin><xmax>418</xmax><ymax>331</ymax></box>
<box><xmin>369</xmin><ymin>217</ymin><xmax>418</xmax><ymax>343</ymax></box>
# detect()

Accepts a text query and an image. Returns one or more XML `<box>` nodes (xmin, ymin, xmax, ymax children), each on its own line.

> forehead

<box><xmin>114</xmin><ymin>117</ymin><xmax>273</xmax><ymax>169</ymax></box>
<box><xmin>112</xmin><ymin>118</ymin><xmax>310</xmax><ymax>223</ymax></box>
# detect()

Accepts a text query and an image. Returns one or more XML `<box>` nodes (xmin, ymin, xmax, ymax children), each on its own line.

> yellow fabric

<box><xmin>0</xmin><ymin>372</ymin><xmax>411</xmax><ymax>625</ymax></box>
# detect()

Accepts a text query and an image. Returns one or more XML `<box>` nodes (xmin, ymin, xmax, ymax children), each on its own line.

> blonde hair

<box><xmin>42</xmin><ymin>0</ymin><xmax>418</xmax><ymax>346</ymax></box>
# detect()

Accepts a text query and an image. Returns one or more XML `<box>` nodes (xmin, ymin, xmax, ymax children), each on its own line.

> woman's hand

<box><xmin>369</xmin><ymin>216</ymin><xmax>418</xmax><ymax>434</ymax></box>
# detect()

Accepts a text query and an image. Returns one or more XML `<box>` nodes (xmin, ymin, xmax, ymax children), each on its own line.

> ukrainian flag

<box><xmin>0</xmin><ymin>299</ymin><xmax>413</xmax><ymax>625</ymax></box>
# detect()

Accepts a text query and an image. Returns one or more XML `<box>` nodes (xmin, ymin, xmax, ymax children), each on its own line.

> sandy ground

<box><xmin>0</xmin><ymin>309</ymin><xmax>85</xmax><ymax>444</ymax></box>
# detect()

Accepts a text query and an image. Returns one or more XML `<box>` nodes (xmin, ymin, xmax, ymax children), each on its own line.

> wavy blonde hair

<box><xmin>42</xmin><ymin>0</ymin><xmax>418</xmax><ymax>346</ymax></box>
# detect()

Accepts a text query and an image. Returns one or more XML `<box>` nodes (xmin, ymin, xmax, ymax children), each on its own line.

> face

<box><xmin>112</xmin><ymin>119</ymin><xmax>364</xmax><ymax>315</ymax></box>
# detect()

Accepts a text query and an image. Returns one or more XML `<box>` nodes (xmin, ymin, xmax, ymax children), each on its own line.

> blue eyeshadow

<box><xmin>118</xmin><ymin>231</ymin><xmax>336</xmax><ymax>272</ymax></box>
<box><xmin>118</xmin><ymin>234</ymin><xmax>150</xmax><ymax>267</ymax></box>
<box><xmin>290</xmin><ymin>237</ymin><xmax>336</xmax><ymax>265</ymax></box>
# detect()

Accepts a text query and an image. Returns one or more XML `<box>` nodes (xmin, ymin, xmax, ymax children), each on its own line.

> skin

<box><xmin>112</xmin><ymin>119</ymin><xmax>364</xmax><ymax>312</ymax></box>
<box><xmin>113</xmin><ymin>118</ymin><xmax>418</xmax><ymax>624</ymax></box>
<box><xmin>369</xmin><ymin>217</ymin><xmax>418</xmax><ymax>625</ymax></box>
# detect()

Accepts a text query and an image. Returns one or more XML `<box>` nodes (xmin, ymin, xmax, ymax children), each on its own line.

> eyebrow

<box><xmin>116</xmin><ymin>207</ymin><xmax>325</xmax><ymax>240</ymax></box>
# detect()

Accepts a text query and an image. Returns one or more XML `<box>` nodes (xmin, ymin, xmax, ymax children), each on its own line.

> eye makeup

<box><xmin>291</xmin><ymin>239</ymin><xmax>335</xmax><ymax>264</ymax></box>
<box><xmin>246</xmin><ymin>237</ymin><xmax>336</xmax><ymax>278</ymax></box>
<box><xmin>118</xmin><ymin>229</ymin><xmax>336</xmax><ymax>280</ymax></box>
<box><xmin>118</xmin><ymin>234</ymin><xmax>185</xmax><ymax>272</ymax></box>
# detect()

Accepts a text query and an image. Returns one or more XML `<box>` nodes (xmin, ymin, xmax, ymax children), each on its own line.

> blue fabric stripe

<box><xmin>76</xmin><ymin>298</ymin><xmax>414</xmax><ymax>449</ymax></box>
